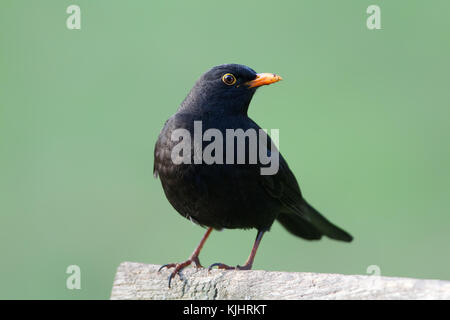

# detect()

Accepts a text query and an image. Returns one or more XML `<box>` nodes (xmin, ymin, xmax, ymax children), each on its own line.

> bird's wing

<box><xmin>259</xmin><ymin>155</ymin><xmax>304</xmax><ymax>214</ymax></box>
<box><xmin>259</xmin><ymin>148</ymin><xmax>353</xmax><ymax>242</ymax></box>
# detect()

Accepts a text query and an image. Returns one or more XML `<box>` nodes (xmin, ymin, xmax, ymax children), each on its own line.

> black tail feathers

<box><xmin>277</xmin><ymin>200</ymin><xmax>353</xmax><ymax>242</ymax></box>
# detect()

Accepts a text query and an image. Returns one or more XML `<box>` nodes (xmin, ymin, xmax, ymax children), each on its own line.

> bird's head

<box><xmin>179</xmin><ymin>64</ymin><xmax>282</xmax><ymax>116</ymax></box>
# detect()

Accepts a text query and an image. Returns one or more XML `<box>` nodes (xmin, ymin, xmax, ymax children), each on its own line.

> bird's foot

<box><xmin>158</xmin><ymin>256</ymin><xmax>203</xmax><ymax>288</ymax></box>
<box><xmin>208</xmin><ymin>262</ymin><xmax>252</xmax><ymax>271</ymax></box>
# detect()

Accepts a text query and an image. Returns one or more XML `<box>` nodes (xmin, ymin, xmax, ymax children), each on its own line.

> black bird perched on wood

<box><xmin>154</xmin><ymin>64</ymin><xmax>352</xmax><ymax>287</ymax></box>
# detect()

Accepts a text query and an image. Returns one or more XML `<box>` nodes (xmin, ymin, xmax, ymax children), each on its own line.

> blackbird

<box><xmin>154</xmin><ymin>64</ymin><xmax>352</xmax><ymax>287</ymax></box>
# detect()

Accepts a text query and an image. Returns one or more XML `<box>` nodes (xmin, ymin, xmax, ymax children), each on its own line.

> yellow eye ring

<box><xmin>222</xmin><ymin>73</ymin><xmax>237</xmax><ymax>86</ymax></box>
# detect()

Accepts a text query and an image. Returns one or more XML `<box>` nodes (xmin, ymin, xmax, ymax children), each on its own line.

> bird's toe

<box><xmin>208</xmin><ymin>262</ymin><xmax>236</xmax><ymax>271</ymax></box>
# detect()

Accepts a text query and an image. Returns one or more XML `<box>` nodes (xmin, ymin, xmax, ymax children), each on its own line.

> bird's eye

<box><xmin>222</xmin><ymin>73</ymin><xmax>237</xmax><ymax>86</ymax></box>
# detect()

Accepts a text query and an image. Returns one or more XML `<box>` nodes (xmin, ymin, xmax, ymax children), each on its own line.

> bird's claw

<box><xmin>158</xmin><ymin>257</ymin><xmax>203</xmax><ymax>288</ymax></box>
<box><xmin>158</xmin><ymin>263</ymin><xmax>176</xmax><ymax>272</ymax></box>
<box><xmin>208</xmin><ymin>262</ymin><xmax>252</xmax><ymax>271</ymax></box>
<box><xmin>167</xmin><ymin>270</ymin><xmax>186</xmax><ymax>288</ymax></box>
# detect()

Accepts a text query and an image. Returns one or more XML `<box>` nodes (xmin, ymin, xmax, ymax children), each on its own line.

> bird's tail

<box><xmin>277</xmin><ymin>200</ymin><xmax>353</xmax><ymax>242</ymax></box>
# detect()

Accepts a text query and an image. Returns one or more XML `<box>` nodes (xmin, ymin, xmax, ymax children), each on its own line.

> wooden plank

<box><xmin>110</xmin><ymin>262</ymin><xmax>450</xmax><ymax>300</ymax></box>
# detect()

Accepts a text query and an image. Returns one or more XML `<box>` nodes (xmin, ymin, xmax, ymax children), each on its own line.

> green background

<box><xmin>1</xmin><ymin>0</ymin><xmax>449</xmax><ymax>299</ymax></box>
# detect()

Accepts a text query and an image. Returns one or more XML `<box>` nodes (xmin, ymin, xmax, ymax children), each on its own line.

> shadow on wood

<box><xmin>111</xmin><ymin>262</ymin><xmax>450</xmax><ymax>300</ymax></box>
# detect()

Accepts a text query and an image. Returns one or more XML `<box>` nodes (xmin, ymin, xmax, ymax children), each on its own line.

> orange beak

<box><xmin>245</xmin><ymin>73</ymin><xmax>283</xmax><ymax>88</ymax></box>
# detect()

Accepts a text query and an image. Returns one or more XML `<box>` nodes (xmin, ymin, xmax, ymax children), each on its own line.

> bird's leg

<box><xmin>208</xmin><ymin>230</ymin><xmax>266</xmax><ymax>271</ymax></box>
<box><xmin>159</xmin><ymin>227</ymin><xmax>213</xmax><ymax>287</ymax></box>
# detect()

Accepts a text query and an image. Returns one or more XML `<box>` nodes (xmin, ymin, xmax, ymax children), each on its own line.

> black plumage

<box><xmin>154</xmin><ymin>64</ymin><xmax>352</xmax><ymax>286</ymax></box>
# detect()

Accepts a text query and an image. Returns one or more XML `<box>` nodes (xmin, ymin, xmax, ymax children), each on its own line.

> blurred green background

<box><xmin>1</xmin><ymin>0</ymin><xmax>449</xmax><ymax>299</ymax></box>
